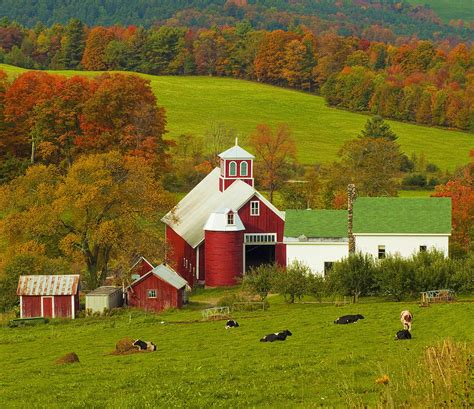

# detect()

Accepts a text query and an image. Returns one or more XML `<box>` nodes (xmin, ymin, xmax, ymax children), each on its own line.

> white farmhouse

<box><xmin>284</xmin><ymin>197</ymin><xmax>451</xmax><ymax>276</ymax></box>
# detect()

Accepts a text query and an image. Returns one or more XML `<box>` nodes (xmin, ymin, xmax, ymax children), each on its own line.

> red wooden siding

<box><xmin>205</xmin><ymin>230</ymin><xmax>244</xmax><ymax>286</ymax></box>
<box><xmin>127</xmin><ymin>274</ymin><xmax>183</xmax><ymax>313</ymax></box>
<box><xmin>132</xmin><ymin>259</ymin><xmax>154</xmax><ymax>277</ymax></box>
<box><xmin>198</xmin><ymin>242</ymin><xmax>206</xmax><ymax>281</ymax></box>
<box><xmin>222</xmin><ymin>178</ymin><xmax>253</xmax><ymax>190</ymax></box>
<box><xmin>238</xmin><ymin>195</ymin><xmax>285</xmax><ymax>241</ymax></box>
<box><xmin>166</xmin><ymin>226</ymin><xmax>197</xmax><ymax>286</ymax></box>
<box><xmin>21</xmin><ymin>295</ymin><xmax>79</xmax><ymax>318</ymax></box>
<box><xmin>221</xmin><ymin>159</ymin><xmax>253</xmax><ymax>178</ymax></box>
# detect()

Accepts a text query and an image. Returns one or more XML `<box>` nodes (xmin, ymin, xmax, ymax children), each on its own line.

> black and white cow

<box><xmin>133</xmin><ymin>339</ymin><xmax>157</xmax><ymax>351</ymax></box>
<box><xmin>334</xmin><ymin>314</ymin><xmax>365</xmax><ymax>324</ymax></box>
<box><xmin>225</xmin><ymin>320</ymin><xmax>239</xmax><ymax>329</ymax></box>
<box><xmin>260</xmin><ymin>329</ymin><xmax>292</xmax><ymax>342</ymax></box>
<box><xmin>395</xmin><ymin>329</ymin><xmax>412</xmax><ymax>340</ymax></box>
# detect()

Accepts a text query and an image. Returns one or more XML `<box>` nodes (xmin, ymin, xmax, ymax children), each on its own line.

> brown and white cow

<box><xmin>400</xmin><ymin>310</ymin><xmax>413</xmax><ymax>331</ymax></box>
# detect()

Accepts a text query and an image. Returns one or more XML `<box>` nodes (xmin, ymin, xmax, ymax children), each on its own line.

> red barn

<box><xmin>162</xmin><ymin>141</ymin><xmax>285</xmax><ymax>287</ymax></box>
<box><xmin>17</xmin><ymin>275</ymin><xmax>80</xmax><ymax>319</ymax></box>
<box><xmin>126</xmin><ymin>264</ymin><xmax>188</xmax><ymax>312</ymax></box>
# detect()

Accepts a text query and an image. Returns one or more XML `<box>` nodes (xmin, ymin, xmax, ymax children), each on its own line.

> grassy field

<box><xmin>0</xmin><ymin>290</ymin><xmax>472</xmax><ymax>408</ymax></box>
<box><xmin>407</xmin><ymin>0</ymin><xmax>474</xmax><ymax>22</ymax></box>
<box><xmin>0</xmin><ymin>64</ymin><xmax>472</xmax><ymax>172</ymax></box>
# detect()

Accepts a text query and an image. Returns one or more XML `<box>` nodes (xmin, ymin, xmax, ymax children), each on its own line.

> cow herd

<box><xmin>224</xmin><ymin>310</ymin><xmax>413</xmax><ymax>342</ymax></box>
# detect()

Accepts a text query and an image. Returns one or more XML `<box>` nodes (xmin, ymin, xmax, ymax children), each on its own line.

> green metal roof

<box><xmin>353</xmin><ymin>197</ymin><xmax>452</xmax><ymax>234</ymax></box>
<box><xmin>284</xmin><ymin>210</ymin><xmax>348</xmax><ymax>238</ymax></box>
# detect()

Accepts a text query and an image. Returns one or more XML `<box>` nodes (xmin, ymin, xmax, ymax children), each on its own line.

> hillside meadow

<box><xmin>0</xmin><ymin>64</ymin><xmax>472</xmax><ymax>172</ymax></box>
<box><xmin>407</xmin><ymin>0</ymin><xmax>474</xmax><ymax>23</ymax></box>
<box><xmin>0</xmin><ymin>290</ymin><xmax>472</xmax><ymax>408</ymax></box>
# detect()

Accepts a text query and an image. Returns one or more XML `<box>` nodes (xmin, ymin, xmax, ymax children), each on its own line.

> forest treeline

<box><xmin>1</xmin><ymin>19</ymin><xmax>473</xmax><ymax>131</ymax></box>
<box><xmin>0</xmin><ymin>0</ymin><xmax>472</xmax><ymax>41</ymax></box>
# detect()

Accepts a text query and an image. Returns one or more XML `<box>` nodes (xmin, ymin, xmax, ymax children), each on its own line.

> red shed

<box><xmin>127</xmin><ymin>264</ymin><xmax>188</xmax><ymax>313</ymax></box>
<box><xmin>17</xmin><ymin>275</ymin><xmax>80</xmax><ymax>319</ymax></box>
<box><xmin>129</xmin><ymin>256</ymin><xmax>155</xmax><ymax>279</ymax></box>
<box><xmin>161</xmin><ymin>141</ymin><xmax>285</xmax><ymax>287</ymax></box>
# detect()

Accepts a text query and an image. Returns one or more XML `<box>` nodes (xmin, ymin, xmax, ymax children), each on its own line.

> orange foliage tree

<box><xmin>81</xmin><ymin>27</ymin><xmax>115</xmax><ymax>70</ymax></box>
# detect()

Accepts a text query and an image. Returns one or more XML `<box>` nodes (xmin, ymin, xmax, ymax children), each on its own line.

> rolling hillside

<box><xmin>407</xmin><ymin>0</ymin><xmax>474</xmax><ymax>23</ymax></box>
<box><xmin>1</xmin><ymin>64</ymin><xmax>472</xmax><ymax>171</ymax></box>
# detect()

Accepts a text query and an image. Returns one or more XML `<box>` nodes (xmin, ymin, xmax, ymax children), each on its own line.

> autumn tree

<box><xmin>0</xmin><ymin>152</ymin><xmax>175</xmax><ymax>289</ymax></box>
<box><xmin>249</xmin><ymin>123</ymin><xmax>297</xmax><ymax>203</ymax></box>
<box><xmin>61</xmin><ymin>18</ymin><xmax>85</xmax><ymax>69</ymax></box>
<box><xmin>81</xmin><ymin>27</ymin><xmax>115</xmax><ymax>71</ymax></box>
<box><xmin>432</xmin><ymin>153</ymin><xmax>474</xmax><ymax>254</ymax></box>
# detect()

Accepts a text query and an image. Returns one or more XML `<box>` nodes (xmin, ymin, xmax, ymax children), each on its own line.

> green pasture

<box><xmin>407</xmin><ymin>0</ymin><xmax>474</xmax><ymax>22</ymax></box>
<box><xmin>0</xmin><ymin>64</ymin><xmax>472</xmax><ymax>171</ymax></box>
<box><xmin>0</xmin><ymin>290</ymin><xmax>472</xmax><ymax>408</ymax></box>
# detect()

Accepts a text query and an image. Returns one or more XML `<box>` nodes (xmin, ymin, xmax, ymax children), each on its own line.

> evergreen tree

<box><xmin>61</xmin><ymin>19</ymin><xmax>85</xmax><ymax>69</ymax></box>
<box><xmin>359</xmin><ymin>116</ymin><xmax>398</xmax><ymax>141</ymax></box>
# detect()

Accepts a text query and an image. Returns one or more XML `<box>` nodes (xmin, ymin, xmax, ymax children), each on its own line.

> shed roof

<box><xmin>218</xmin><ymin>145</ymin><xmax>254</xmax><ymax>159</ymax></box>
<box><xmin>17</xmin><ymin>275</ymin><xmax>80</xmax><ymax>296</ymax></box>
<box><xmin>284</xmin><ymin>209</ymin><xmax>348</xmax><ymax>238</ymax></box>
<box><xmin>353</xmin><ymin>197</ymin><xmax>452</xmax><ymax>234</ymax></box>
<box><xmin>86</xmin><ymin>286</ymin><xmax>122</xmax><ymax>296</ymax></box>
<box><xmin>129</xmin><ymin>264</ymin><xmax>188</xmax><ymax>290</ymax></box>
<box><xmin>162</xmin><ymin>167</ymin><xmax>284</xmax><ymax>248</ymax></box>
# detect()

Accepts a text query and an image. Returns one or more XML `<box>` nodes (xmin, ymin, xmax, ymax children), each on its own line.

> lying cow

<box><xmin>400</xmin><ymin>310</ymin><xmax>413</xmax><ymax>331</ymax></box>
<box><xmin>133</xmin><ymin>339</ymin><xmax>156</xmax><ymax>352</ymax></box>
<box><xmin>225</xmin><ymin>320</ymin><xmax>239</xmax><ymax>329</ymax></box>
<box><xmin>395</xmin><ymin>329</ymin><xmax>412</xmax><ymax>340</ymax></box>
<box><xmin>334</xmin><ymin>314</ymin><xmax>365</xmax><ymax>324</ymax></box>
<box><xmin>260</xmin><ymin>329</ymin><xmax>292</xmax><ymax>342</ymax></box>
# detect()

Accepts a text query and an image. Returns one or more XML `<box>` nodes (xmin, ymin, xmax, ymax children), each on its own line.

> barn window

<box><xmin>227</xmin><ymin>212</ymin><xmax>234</xmax><ymax>225</ymax></box>
<box><xmin>148</xmin><ymin>289</ymin><xmax>157</xmax><ymax>298</ymax></box>
<box><xmin>419</xmin><ymin>245</ymin><xmax>427</xmax><ymax>252</ymax></box>
<box><xmin>378</xmin><ymin>245</ymin><xmax>386</xmax><ymax>259</ymax></box>
<box><xmin>324</xmin><ymin>262</ymin><xmax>333</xmax><ymax>277</ymax></box>
<box><xmin>250</xmin><ymin>201</ymin><xmax>260</xmax><ymax>216</ymax></box>
<box><xmin>229</xmin><ymin>161</ymin><xmax>237</xmax><ymax>176</ymax></box>
<box><xmin>240</xmin><ymin>161</ymin><xmax>248</xmax><ymax>176</ymax></box>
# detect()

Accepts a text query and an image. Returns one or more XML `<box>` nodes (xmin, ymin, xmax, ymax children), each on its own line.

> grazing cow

<box><xmin>400</xmin><ymin>310</ymin><xmax>413</xmax><ymax>331</ymax></box>
<box><xmin>334</xmin><ymin>314</ymin><xmax>365</xmax><ymax>324</ymax></box>
<box><xmin>395</xmin><ymin>329</ymin><xmax>412</xmax><ymax>340</ymax></box>
<box><xmin>260</xmin><ymin>329</ymin><xmax>292</xmax><ymax>342</ymax></box>
<box><xmin>225</xmin><ymin>320</ymin><xmax>239</xmax><ymax>329</ymax></box>
<box><xmin>133</xmin><ymin>339</ymin><xmax>156</xmax><ymax>351</ymax></box>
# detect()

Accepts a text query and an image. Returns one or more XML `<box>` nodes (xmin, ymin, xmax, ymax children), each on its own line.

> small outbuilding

<box><xmin>85</xmin><ymin>286</ymin><xmax>123</xmax><ymax>314</ymax></box>
<box><xmin>129</xmin><ymin>256</ymin><xmax>155</xmax><ymax>281</ymax></box>
<box><xmin>17</xmin><ymin>275</ymin><xmax>80</xmax><ymax>319</ymax></box>
<box><xmin>127</xmin><ymin>264</ymin><xmax>188</xmax><ymax>313</ymax></box>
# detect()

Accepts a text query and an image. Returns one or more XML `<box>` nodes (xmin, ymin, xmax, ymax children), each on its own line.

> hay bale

<box><xmin>56</xmin><ymin>352</ymin><xmax>80</xmax><ymax>365</ymax></box>
<box><xmin>115</xmin><ymin>337</ymin><xmax>135</xmax><ymax>354</ymax></box>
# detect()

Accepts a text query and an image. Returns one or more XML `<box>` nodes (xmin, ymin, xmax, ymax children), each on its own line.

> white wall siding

<box><xmin>354</xmin><ymin>235</ymin><xmax>449</xmax><ymax>258</ymax></box>
<box><xmin>286</xmin><ymin>242</ymin><xmax>348</xmax><ymax>276</ymax></box>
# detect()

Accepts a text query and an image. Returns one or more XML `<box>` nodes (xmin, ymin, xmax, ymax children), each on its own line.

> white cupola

<box><xmin>218</xmin><ymin>138</ymin><xmax>254</xmax><ymax>192</ymax></box>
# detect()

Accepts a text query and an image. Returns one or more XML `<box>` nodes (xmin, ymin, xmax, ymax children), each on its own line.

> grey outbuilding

<box><xmin>85</xmin><ymin>286</ymin><xmax>123</xmax><ymax>314</ymax></box>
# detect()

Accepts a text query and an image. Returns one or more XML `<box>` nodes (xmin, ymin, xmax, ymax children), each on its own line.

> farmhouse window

<box><xmin>229</xmin><ymin>161</ymin><xmax>237</xmax><ymax>176</ymax></box>
<box><xmin>378</xmin><ymin>245</ymin><xmax>386</xmax><ymax>259</ymax></box>
<box><xmin>227</xmin><ymin>212</ymin><xmax>234</xmax><ymax>225</ymax></box>
<box><xmin>250</xmin><ymin>201</ymin><xmax>260</xmax><ymax>216</ymax></box>
<box><xmin>240</xmin><ymin>161</ymin><xmax>248</xmax><ymax>176</ymax></box>
<box><xmin>324</xmin><ymin>262</ymin><xmax>333</xmax><ymax>277</ymax></box>
<box><xmin>419</xmin><ymin>245</ymin><xmax>427</xmax><ymax>252</ymax></box>
<box><xmin>148</xmin><ymin>289</ymin><xmax>157</xmax><ymax>298</ymax></box>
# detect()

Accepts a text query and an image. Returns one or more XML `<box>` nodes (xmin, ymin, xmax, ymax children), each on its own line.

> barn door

<box><xmin>42</xmin><ymin>297</ymin><xmax>53</xmax><ymax>318</ymax></box>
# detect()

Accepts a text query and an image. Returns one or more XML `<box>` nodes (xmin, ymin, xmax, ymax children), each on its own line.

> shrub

<box><xmin>328</xmin><ymin>253</ymin><xmax>375</xmax><ymax>302</ymax></box>
<box><xmin>305</xmin><ymin>274</ymin><xmax>327</xmax><ymax>302</ymax></box>
<box><xmin>273</xmin><ymin>261</ymin><xmax>309</xmax><ymax>303</ymax></box>
<box><xmin>375</xmin><ymin>255</ymin><xmax>415</xmax><ymax>301</ymax></box>
<box><xmin>412</xmin><ymin>250</ymin><xmax>456</xmax><ymax>291</ymax></box>
<box><xmin>402</xmin><ymin>173</ymin><xmax>427</xmax><ymax>187</ymax></box>
<box><xmin>241</xmin><ymin>263</ymin><xmax>279</xmax><ymax>301</ymax></box>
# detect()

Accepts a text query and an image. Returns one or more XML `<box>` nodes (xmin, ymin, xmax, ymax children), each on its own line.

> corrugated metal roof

<box><xmin>17</xmin><ymin>275</ymin><xmax>80</xmax><ymax>296</ymax></box>
<box><xmin>218</xmin><ymin>145</ymin><xmax>254</xmax><ymax>159</ymax></box>
<box><xmin>129</xmin><ymin>264</ymin><xmax>188</xmax><ymax>290</ymax></box>
<box><xmin>86</xmin><ymin>286</ymin><xmax>122</xmax><ymax>296</ymax></box>
<box><xmin>162</xmin><ymin>168</ymin><xmax>253</xmax><ymax>247</ymax></box>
